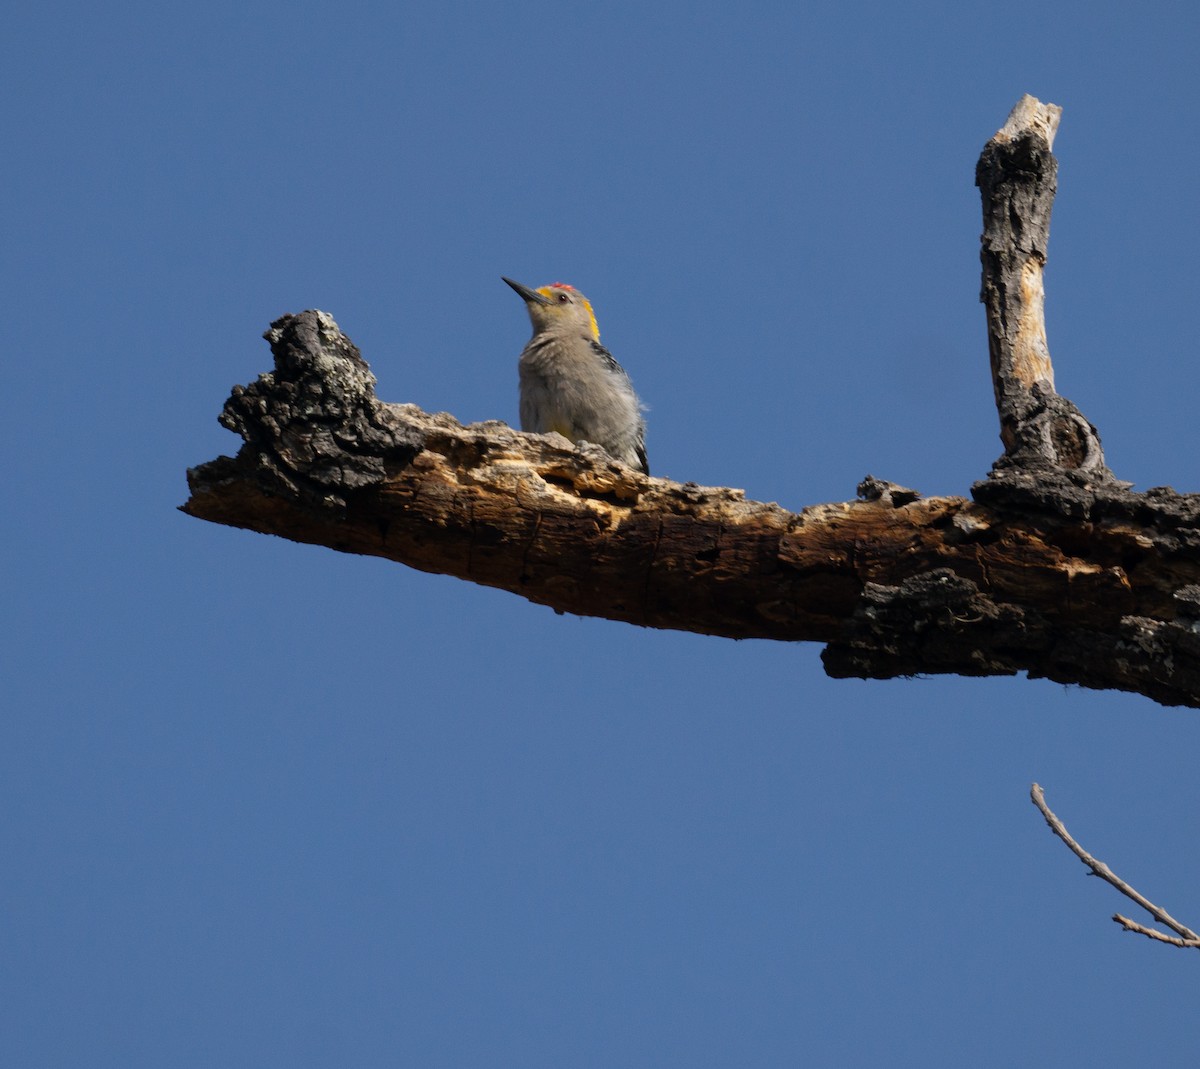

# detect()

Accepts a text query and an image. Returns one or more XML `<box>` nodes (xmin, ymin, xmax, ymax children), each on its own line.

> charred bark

<box><xmin>182</xmin><ymin>97</ymin><xmax>1200</xmax><ymax>709</ymax></box>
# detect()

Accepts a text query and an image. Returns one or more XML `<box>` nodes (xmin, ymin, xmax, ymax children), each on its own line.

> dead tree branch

<box><xmin>182</xmin><ymin>96</ymin><xmax>1200</xmax><ymax>709</ymax></box>
<box><xmin>1031</xmin><ymin>784</ymin><xmax>1200</xmax><ymax>949</ymax></box>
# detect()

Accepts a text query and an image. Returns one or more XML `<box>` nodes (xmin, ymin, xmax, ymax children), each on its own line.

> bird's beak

<box><xmin>502</xmin><ymin>277</ymin><xmax>550</xmax><ymax>305</ymax></box>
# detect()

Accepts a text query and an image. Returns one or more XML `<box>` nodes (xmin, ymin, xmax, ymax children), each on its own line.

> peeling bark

<box><xmin>182</xmin><ymin>98</ymin><xmax>1200</xmax><ymax>709</ymax></box>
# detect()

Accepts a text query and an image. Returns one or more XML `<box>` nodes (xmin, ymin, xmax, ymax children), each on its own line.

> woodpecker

<box><xmin>503</xmin><ymin>277</ymin><xmax>649</xmax><ymax>475</ymax></box>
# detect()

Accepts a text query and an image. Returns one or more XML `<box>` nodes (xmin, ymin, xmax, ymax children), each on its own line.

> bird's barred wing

<box><xmin>588</xmin><ymin>338</ymin><xmax>632</xmax><ymax>380</ymax></box>
<box><xmin>587</xmin><ymin>338</ymin><xmax>648</xmax><ymax>474</ymax></box>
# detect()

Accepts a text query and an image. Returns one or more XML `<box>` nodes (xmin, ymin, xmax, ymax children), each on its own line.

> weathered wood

<box><xmin>184</xmin><ymin>309</ymin><xmax>1200</xmax><ymax>708</ymax></box>
<box><xmin>182</xmin><ymin>98</ymin><xmax>1200</xmax><ymax>708</ymax></box>
<box><xmin>976</xmin><ymin>95</ymin><xmax>1113</xmax><ymax>479</ymax></box>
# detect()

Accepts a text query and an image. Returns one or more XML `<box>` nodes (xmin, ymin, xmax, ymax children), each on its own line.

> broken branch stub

<box><xmin>976</xmin><ymin>95</ymin><xmax>1114</xmax><ymax>483</ymax></box>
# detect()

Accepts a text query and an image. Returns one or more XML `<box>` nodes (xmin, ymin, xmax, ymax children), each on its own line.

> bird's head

<box><xmin>503</xmin><ymin>277</ymin><xmax>600</xmax><ymax>341</ymax></box>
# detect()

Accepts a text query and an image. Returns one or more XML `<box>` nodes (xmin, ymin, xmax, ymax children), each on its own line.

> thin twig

<box><xmin>1114</xmin><ymin>914</ymin><xmax>1200</xmax><ymax>948</ymax></box>
<box><xmin>1030</xmin><ymin>783</ymin><xmax>1200</xmax><ymax>948</ymax></box>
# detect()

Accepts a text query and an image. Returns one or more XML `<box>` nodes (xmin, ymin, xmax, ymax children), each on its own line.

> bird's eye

<box><xmin>557</xmin><ymin>291</ymin><xmax>570</xmax><ymax>303</ymax></box>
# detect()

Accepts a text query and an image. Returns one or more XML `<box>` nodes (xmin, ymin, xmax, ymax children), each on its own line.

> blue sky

<box><xmin>6</xmin><ymin>2</ymin><xmax>1200</xmax><ymax>1065</ymax></box>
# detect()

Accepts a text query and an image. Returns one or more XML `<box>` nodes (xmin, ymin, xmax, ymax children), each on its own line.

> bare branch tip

<box><xmin>1113</xmin><ymin>914</ymin><xmax>1200</xmax><ymax>949</ymax></box>
<box><xmin>995</xmin><ymin>94</ymin><xmax>1063</xmax><ymax>149</ymax></box>
<box><xmin>1033</xmin><ymin>784</ymin><xmax>1200</xmax><ymax>948</ymax></box>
